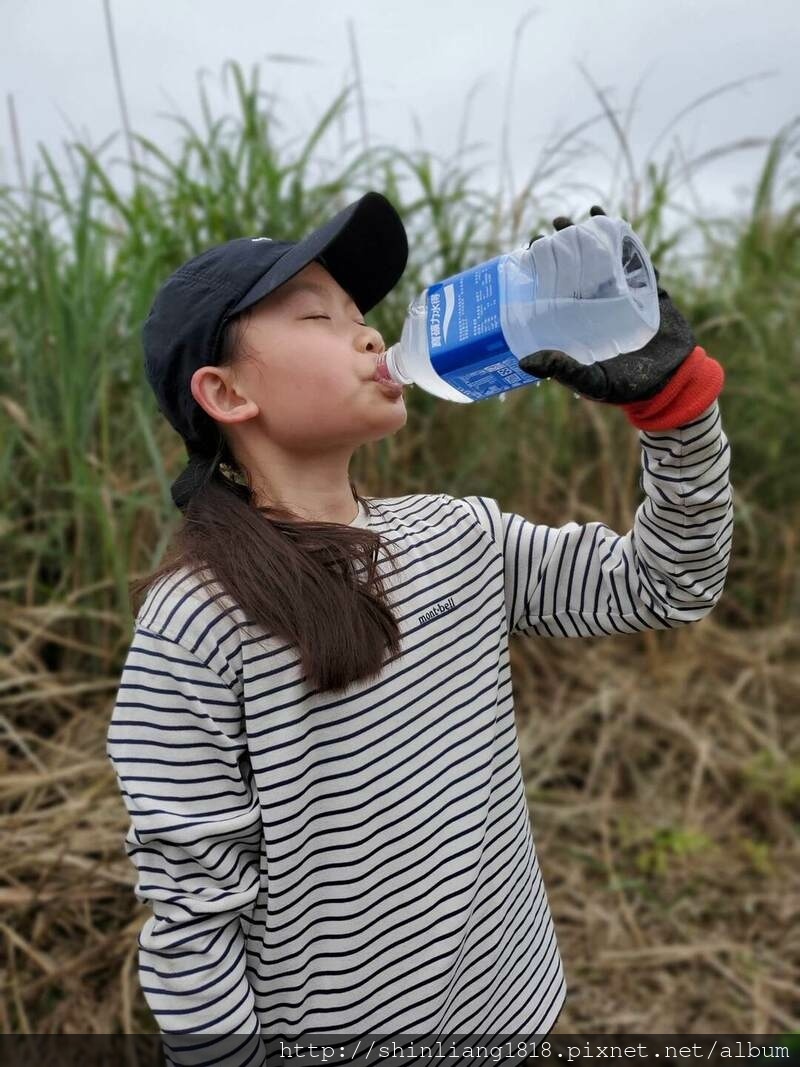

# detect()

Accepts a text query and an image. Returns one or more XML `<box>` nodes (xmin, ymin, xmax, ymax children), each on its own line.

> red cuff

<box><xmin>619</xmin><ymin>346</ymin><xmax>725</xmax><ymax>430</ymax></box>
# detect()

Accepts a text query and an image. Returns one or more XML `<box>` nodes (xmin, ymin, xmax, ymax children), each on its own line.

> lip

<box><xmin>373</xmin><ymin>351</ymin><xmax>395</xmax><ymax>385</ymax></box>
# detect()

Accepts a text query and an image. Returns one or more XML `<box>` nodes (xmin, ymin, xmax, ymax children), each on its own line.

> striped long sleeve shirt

<box><xmin>106</xmin><ymin>400</ymin><xmax>733</xmax><ymax>1064</ymax></box>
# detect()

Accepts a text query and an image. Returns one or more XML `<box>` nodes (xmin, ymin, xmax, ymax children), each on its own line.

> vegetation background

<box><xmin>0</xmin><ymin>40</ymin><xmax>798</xmax><ymax>1036</ymax></box>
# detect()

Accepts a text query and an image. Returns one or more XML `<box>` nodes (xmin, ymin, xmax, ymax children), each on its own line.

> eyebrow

<box><xmin>279</xmin><ymin>280</ymin><xmax>361</xmax><ymax>313</ymax></box>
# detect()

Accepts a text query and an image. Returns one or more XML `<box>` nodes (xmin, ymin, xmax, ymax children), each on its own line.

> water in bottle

<box><xmin>373</xmin><ymin>214</ymin><xmax>660</xmax><ymax>403</ymax></box>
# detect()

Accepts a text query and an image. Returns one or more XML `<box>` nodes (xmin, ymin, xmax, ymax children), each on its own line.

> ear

<box><xmin>190</xmin><ymin>365</ymin><xmax>257</xmax><ymax>425</ymax></box>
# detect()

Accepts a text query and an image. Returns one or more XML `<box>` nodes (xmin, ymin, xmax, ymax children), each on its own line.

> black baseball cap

<box><xmin>142</xmin><ymin>191</ymin><xmax>408</xmax><ymax>464</ymax></box>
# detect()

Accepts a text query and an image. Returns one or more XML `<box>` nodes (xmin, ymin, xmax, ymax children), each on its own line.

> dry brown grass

<box><xmin>1</xmin><ymin>607</ymin><xmax>797</xmax><ymax>1034</ymax></box>
<box><xmin>513</xmin><ymin>618</ymin><xmax>800</xmax><ymax>1033</ymax></box>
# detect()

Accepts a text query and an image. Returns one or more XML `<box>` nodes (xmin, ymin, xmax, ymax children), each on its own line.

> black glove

<box><xmin>517</xmin><ymin>206</ymin><xmax>697</xmax><ymax>403</ymax></box>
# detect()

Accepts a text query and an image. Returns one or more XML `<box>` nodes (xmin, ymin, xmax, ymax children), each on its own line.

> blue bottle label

<box><xmin>425</xmin><ymin>256</ymin><xmax>538</xmax><ymax>400</ymax></box>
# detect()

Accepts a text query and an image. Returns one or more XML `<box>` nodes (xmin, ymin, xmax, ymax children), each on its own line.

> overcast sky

<box><xmin>2</xmin><ymin>0</ymin><xmax>798</xmax><ymax>231</ymax></box>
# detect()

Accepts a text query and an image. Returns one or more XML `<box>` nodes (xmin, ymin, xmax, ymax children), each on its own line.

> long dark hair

<box><xmin>130</xmin><ymin>307</ymin><xmax>404</xmax><ymax>694</ymax></box>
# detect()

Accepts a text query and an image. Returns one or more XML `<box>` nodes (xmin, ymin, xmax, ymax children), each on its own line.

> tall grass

<box><xmin>0</xmin><ymin>56</ymin><xmax>798</xmax><ymax>1034</ymax></box>
<box><xmin>1</xmin><ymin>59</ymin><xmax>798</xmax><ymax>664</ymax></box>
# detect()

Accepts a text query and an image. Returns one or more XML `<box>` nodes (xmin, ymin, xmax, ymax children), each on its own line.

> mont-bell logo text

<box><xmin>251</xmin><ymin>236</ymin><xmax>273</xmax><ymax>242</ymax></box>
<box><xmin>418</xmin><ymin>595</ymin><xmax>456</xmax><ymax>626</ymax></box>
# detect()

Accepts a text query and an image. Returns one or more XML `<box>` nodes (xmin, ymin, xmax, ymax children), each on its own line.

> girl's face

<box><xmin>216</xmin><ymin>259</ymin><xmax>407</xmax><ymax>454</ymax></box>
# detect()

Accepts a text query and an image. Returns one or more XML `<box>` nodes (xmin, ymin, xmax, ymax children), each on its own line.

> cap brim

<box><xmin>227</xmin><ymin>191</ymin><xmax>408</xmax><ymax>319</ymax></box>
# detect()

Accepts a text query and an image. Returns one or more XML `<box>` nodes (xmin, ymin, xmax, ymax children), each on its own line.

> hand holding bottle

<box><xmin>518</xmin><ymin>206</ymin><xmax>698</xmax><ymax>403</ymax></box>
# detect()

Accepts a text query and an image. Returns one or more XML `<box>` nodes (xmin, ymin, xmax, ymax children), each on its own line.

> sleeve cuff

<box><xmin>619</xmin><ymin>346</ymin><xmax>725</xmax><ymax>430</ymax></box>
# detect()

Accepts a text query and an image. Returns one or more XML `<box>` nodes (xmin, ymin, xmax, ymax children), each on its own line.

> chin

<box><xmin>363</xmin><ymin>404</ymin><xmax>407</xmax><ymax>440</ymax></box>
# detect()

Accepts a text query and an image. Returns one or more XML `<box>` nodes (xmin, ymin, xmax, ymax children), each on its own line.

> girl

<box><xmin>107</xmin><ymin>192</ymin><xmax>732</xmax><ymax>1064</ymax></box>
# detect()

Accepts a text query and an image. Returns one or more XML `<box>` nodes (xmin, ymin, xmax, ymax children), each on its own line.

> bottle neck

<box><xmin>382</xmin><ymin>345</ymin><xmax>413</xmax><ymax>385</ymax></box>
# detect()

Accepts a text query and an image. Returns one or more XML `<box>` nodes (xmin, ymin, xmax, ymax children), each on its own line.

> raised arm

<box><xmin>470</xmin><ymin>205</ymin><xmax>734</xmax><ymax>640</ymax></box>
<box><xmin>461</xmin><ymin>398</ymin><xmax>732</xmax><ymax>638</ymax></box>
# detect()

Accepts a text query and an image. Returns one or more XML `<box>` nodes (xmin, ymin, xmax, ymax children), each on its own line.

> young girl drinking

<box><xmin>107</xmin><ymin>192</ymin><xmax>732</xmax><ymax>1064</ymax></box>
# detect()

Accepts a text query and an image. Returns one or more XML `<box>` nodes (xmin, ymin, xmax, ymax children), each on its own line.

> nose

<box><xmin>358</xmin><ymin>324</ymin><xmax>385</xmax><ymax>355</ymax></box>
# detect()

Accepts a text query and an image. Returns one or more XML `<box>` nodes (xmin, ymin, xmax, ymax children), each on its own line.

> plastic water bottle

<box><xmin>373</xmin><ymin>214</ymin><xmax>660</xmax><ymax>403</ymax></box>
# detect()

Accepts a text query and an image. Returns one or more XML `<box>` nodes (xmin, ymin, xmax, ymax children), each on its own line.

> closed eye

<box><xmin>302</xmin><ymin>315</ymin><xmax>368</xmax><ymax>326</ymax></box>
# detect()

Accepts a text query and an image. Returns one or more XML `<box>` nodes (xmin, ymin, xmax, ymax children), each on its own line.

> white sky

<box><xmin>2</xmin><ymin>0</ymin><xmax>798</xmax><ymax>232</ymax></box>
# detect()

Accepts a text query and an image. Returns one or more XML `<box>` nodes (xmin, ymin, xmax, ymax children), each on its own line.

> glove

<box><xmin>517</xmin><ymin>206</ymin><xmax>725</xmax><ymax>430</ymax></box>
